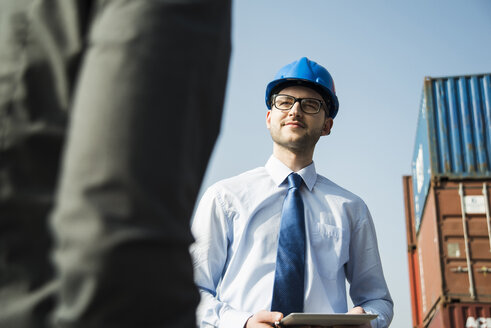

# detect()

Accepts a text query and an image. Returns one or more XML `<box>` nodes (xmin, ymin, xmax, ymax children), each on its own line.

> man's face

<box><xmin>266</xmin><ymin>85</ymin><xmax>333</xmax><ymax>153</ymax></box>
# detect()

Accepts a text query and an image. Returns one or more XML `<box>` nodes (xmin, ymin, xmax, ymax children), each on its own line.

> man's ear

<box><xmin>321</xmin><ymin>117</ymin><xmax>334</xmax><ymax>136</ymax></box>
<box><xmin>266</xmin><ymin>110</ymin><xmax>272</xmax><ymax>129</ymax></box>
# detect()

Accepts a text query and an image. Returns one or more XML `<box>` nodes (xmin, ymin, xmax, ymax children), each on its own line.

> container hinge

<box><xmin>477</xmin><ymin>266</ymin><xmax>491</xmax><ymax>276</ymax></box>
<box><xmin>450</xmin><ymin>266</ymin><xmax>469</xmax><ymax>273</ymax></box>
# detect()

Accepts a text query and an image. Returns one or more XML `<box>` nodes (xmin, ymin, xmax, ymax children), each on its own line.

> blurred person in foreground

<box><xmin>191</xmin><ymin>57</ymin><xmax>393</xmax><ymax>328</ymax></box>
<box><xmin>0</xmin><ymin>0</ymin><xmax>230</xmax><ymax>327</ymax></box>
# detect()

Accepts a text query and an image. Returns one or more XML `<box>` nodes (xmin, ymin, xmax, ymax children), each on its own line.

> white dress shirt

<box><xmin>191</xmin><ymin>156</ymin><xmax>393</xmax><ymax>328</ymax></box>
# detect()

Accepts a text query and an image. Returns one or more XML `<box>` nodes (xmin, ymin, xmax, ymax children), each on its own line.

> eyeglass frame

<box><xmin>270</xmin><ymin>93</ymin><xmax>328</xmax><ymax>115</ymax></box>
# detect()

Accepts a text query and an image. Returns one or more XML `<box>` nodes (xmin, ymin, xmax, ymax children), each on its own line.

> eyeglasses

<box><xmin>271</xmin><ymin>94</ymin><xmax>324</xmax><ymax>114</ymax></box>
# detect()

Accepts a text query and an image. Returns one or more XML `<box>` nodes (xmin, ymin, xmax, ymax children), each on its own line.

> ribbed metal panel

<box><xmin>430</xmin><ymin>75</ymin><xmax>491</xmax><ymax>177</ymax></box>
<box><xmin>411</xmin><ymin>73</ymin><xmax>491</xmax><ymax>231</ymax></box>
<box><xmin>427</xmin><ymin>302</ymin><xmax>491</xmax><ymax>328</ymax></box>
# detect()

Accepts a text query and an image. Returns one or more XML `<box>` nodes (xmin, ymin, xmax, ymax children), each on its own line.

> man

<box><xmin>191</xmin><ymin>57</ymin><xmax>393</xmax><ymax>328</ymax></box>
<box><xmin>0</xmin><ymin>0</ymin><xmax>230</xmax><ymax>327</ymax></box>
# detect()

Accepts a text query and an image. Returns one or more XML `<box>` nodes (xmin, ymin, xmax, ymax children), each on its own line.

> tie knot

<box><xmin>287</xmin><ymin>173</ymin><xmax>302</xmax><ymax>189</ymax></box>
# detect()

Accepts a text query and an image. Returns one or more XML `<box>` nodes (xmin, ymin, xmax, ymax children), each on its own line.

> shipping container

<box><xmin>427</xmin><ymin>302</ymin><xmax>491</xmax><ymax>328</ymax></box>
<box><xmin>403</xmin><ymin>175</ymin><xmax>424</xmax><ymax>328</ymax></box>
<box><xmin>411</xmin><ymin>74</ymin><xmax>491</xmax><ymax>231</ymax></box>
<box><xmin>415</xmin><ymin>179</ymin><xmax>491</xmax><ymax>322</ymax></box>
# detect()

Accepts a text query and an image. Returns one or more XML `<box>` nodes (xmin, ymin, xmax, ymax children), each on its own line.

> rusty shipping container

<box><xmin>403</xmin><ymin>176</ymin><xmax>491</xmax><ymax>325</ymax></box>
<box><xmin>403</xmin><ymin>175</ymin><xmax>424</xmax><ymax>328</ymax></box>
<box><xmin>406</xmin><ymin>74</ymin><xmax>491</xmax><ymax>327</ymax></box>
<box><xmin>426</xmin><ymin>302</ymin><xmax>491</xmax><ymax>328</ymax></box>
<box><xmin>411</xmin><ymin>74</ymin><xmax>491</xmax><ymax>232</ymax></box>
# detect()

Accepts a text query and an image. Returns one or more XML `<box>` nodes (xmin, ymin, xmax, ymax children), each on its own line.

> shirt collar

<box><xmin>265</xmin><ymin>155</ymin><xmax>317</xmax><ymax>191</ymax></box>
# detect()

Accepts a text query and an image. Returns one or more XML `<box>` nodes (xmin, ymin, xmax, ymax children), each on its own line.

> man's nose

<box><xmin>289</xmin><ymin>101</ymin><xmax>302</xmax><ymax>116</ymax></box>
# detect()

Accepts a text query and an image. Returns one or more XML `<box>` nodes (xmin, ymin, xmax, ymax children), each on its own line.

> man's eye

<box><xmin>303</xmin><ymin>100</ymin><xmax>318</xmax><ymax>106</ymax></box>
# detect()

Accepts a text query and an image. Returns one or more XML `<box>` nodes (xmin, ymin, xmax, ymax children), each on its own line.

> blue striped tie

<box><xmin>271</xmin><ymin>173</ymin><xmax>305</xmax><ymax>315</ymax></box>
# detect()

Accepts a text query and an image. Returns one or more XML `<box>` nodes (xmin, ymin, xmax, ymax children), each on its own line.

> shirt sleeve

<box><xmin>190</xmin><ymin>186</ymin><xmax>253</xmax><ymax>328</ymax></box>
<box><xmin>345</xmin><ymin>205</ymin><xmax>394</xmax><ymax>328</ymax></box>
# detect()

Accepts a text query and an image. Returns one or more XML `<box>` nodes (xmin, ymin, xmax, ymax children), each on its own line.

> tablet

<box><xmin>280</xmin><ymin>313</ymin><xmax>378</xmax><ymax>326</ymax></box>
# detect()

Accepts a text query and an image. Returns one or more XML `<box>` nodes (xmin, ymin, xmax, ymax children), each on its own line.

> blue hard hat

<box><xmin>265</xmin><ymin>57</ymin><xmax>339</xmax><ymax>118</ymax></box>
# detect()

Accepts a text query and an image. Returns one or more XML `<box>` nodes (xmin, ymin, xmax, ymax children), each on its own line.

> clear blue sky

<box><xmin>198</xmin><ymin>1</ymin><xmax>491</xmax><ymax>327</ymax></box>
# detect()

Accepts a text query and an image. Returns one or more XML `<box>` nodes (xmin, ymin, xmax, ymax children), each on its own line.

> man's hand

<box><xmin>245</xmin><ymin>307</ymin><xmax>371</xmax><ymax>328</ymax></box>
<box><xmin>330</xmin><ymin>306</ymin><xmax>371</xmax><ymax>328</ymax></box>
<box><xmin>245</xmin><ymin>310</ymin><xmax>316</xmax><ymax>328</ymax></box>
<box><xmin>245</xmin><ymin>310</ymin><xmax>283</xmax><ymax>328</ymax></box>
